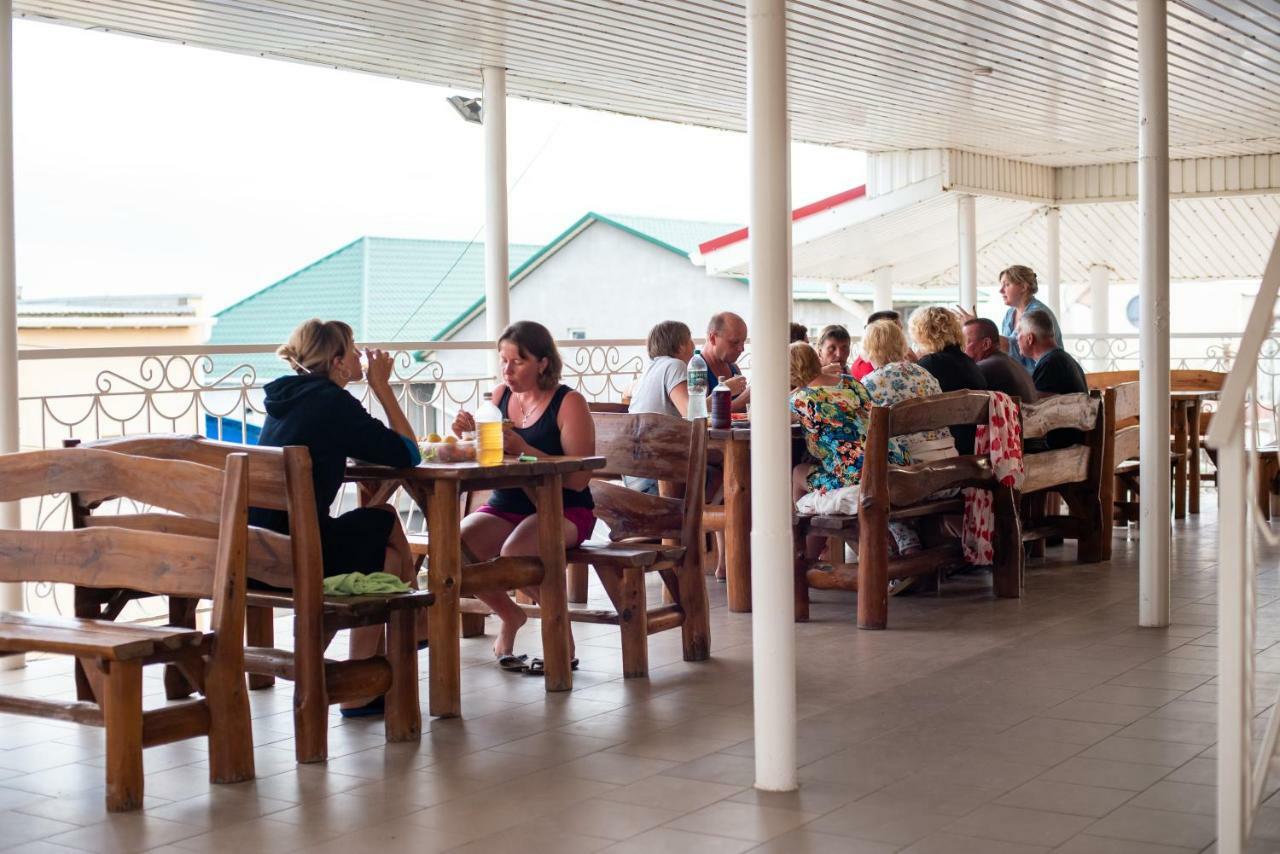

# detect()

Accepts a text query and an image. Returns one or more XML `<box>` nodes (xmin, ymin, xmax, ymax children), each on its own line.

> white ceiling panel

<box><xmin>14</xmin><ymin>0</ymin><xmax>1280</xmax><ymax>166</ymax></box>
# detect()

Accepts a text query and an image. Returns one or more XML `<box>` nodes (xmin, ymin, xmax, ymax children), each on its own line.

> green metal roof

<box><xmin>211</xmin><ymin>236</ymin><xmax>540</xmax><ymax>344</ymax></box>
<box><xmin>210</xmin><ymin>213</ymin><xmax>742</xmax><ymax>376</ymax></box>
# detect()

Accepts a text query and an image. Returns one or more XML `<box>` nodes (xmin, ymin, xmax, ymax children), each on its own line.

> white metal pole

<box><xmin>872</xmin><ymin>266</ymin><xmax>893</xmax><ymax>313</ymax></box>
<box><xmin>0</xmin><ymin>0</ymin><xmax>22</xmax><ymax>671</ymax></box>
<box><xmin>482</xmin><ymin>67</ymin><xmax>510</xmax><ymax>382</ymax></box>
<box><xmin>1138</xmin><ymin>0</ymin><xmax>1171</xmax><ymax>628</ymax></box>
<box><xmin>957</xmin><ymin>194</ymin><xmax>978</xmax><ymax>310</ymax></box>
<box><xmin>746</xmin><ymin>0</ymin><xmax>797</xmax><ymax>792</ymax></box>
<box><xmin>1090</xmin><ymin>263</ymin><xmax>1110</xmax><ymax>371</ymax></box>
<box><xmin>1045</xmin><ymin>207</ymin><xmax>1061</xmax><ymax>317</ymax></box>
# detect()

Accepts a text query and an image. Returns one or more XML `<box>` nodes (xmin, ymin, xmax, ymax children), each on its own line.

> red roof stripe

<box><xmin>696</xmin><ymin>184</ymin><xmax>867</xmax><ymax>255</ymax></box>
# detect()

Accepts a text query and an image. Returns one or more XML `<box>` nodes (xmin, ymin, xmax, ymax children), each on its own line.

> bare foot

<box><xmin>492</xmin><ymin>609</ymin><xmax>528</xmax><ymax>658</ymax></box>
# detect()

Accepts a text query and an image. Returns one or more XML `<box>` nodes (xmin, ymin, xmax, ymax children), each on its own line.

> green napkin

<box><xmin>322</xmin><ymin>571</ymin><xmax>411</xmax><ymax>596</ymax></box>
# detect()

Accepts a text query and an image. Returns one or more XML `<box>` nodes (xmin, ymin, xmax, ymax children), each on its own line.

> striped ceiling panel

<box><xmin>15</xmin><ymin>0</ymin><xmax>1280</xmax><ymax>166</ymax></box>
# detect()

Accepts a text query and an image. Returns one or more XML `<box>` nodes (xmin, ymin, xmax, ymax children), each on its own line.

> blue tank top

<box><xmin>483</xmin><ymin>385</ymin><xmax>594</xmax><ymax>514</ymax></box>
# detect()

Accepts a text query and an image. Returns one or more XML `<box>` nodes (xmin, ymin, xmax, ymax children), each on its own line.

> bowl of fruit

<box><xmin>418</xmin><ymin>433</ymin><xmax>477</xmax><ymax>464</ymax></box>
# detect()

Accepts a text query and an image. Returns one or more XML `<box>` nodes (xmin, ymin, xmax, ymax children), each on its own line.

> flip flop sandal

<box><xmin>522</xmin><ymin>657</ymin><xmax>580</xmax><ymax>676</ymax></box>
<box><xmin>339</xmin><ymin>696</ymin><xmax>385</xmax><ymax>718</ymax></box>
<box><xmin>496</xmin><ymin>653</ymin><xmax>528</xmax><ymax>673</ymax></box>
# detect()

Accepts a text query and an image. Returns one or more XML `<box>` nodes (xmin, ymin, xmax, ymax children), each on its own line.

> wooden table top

<box><xmin>347</xmin><ymin>455</ymin><xmax>606</xmax><ymax>482</ymax></box>
<box><xmin>1170</xmin><ymin>390</ymin><xmax>1219</xmax><ymax>401</ymax></box>
<box><xmin>708</xmin><ymin>423</ymin><xmax>803</xmax><ymax>441</ymax></box>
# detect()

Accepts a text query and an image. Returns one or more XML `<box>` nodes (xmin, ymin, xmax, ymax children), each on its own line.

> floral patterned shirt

<box><xmin>789</xmin><ymin>375</ymin><xmax>909</xmax><ymax>492</ymax></box>
<box><xmin>862</xmin><ymin>361</ymin><xmax>958</xmax><ymax>463</ymax></box>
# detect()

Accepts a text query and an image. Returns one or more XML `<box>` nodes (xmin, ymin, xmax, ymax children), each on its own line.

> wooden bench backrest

<box><xmin>1108</xmin><ymin>382</ymin><xmax>1141</xmax><ymax>465</ymax></box>
<box><xmin>1020</xmin><ymin>391</ymin><xmax>1107</xmax><ymax>494</ymax></box>
<box><xmin>0</xmin><ymin>447</ymin><xmax>250</xmax><ymax>644</ymax></box>
<box><xmin>866</xmin><ymin>391</ymin><xmax>997</xmax><ymax>505</ymax></box>
<box><xmin>1087</xmin><ymin>369</ymin><xmax>1228</xmax><ymax>393</ymax></box>
<box><xmin>588</xmin><ymin>402</ymin><xmax>630</xmax><ymax>414</ymax></box>
<box><xmin>71</xmin><ymin>435</ymin><xmax>322</xmax><ymax>593</ymax></box>
<box><xmin>587</xmin><ymin>413</ymin><xmax>707</xmax><ymax>545</ymax></box>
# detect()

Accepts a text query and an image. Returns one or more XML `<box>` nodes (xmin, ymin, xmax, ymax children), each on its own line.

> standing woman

<box><xmin>452</xmin><ymin>321</ymin><xmax>596</xmax><ymax>672</ymax></box>
<box><xmin>254</xmin><ymin>319</ymin><xmax>421</xmax><ymax>716</ymax></box>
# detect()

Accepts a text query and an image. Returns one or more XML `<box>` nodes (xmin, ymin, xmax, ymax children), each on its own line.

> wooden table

<box><xmin>346</xmin><ymin>455</ymin><xmax>604</xmax><ymax>717</ymax></box>
<box><xmin>706</xmin><ymin>424</ymin><xmax>804</xmax><ymax>614</ymax></box>
<box><xmin>1171</xmin><ymin>390</ymin><xmax>1217</xmax><ymax>519</ymax></box>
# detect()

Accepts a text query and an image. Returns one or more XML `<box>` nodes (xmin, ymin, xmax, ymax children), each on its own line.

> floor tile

<box><xmin>597</xmin><ymin>775</ymin><xmax>744</xmax><ymax>812</ymax></box>
<box><xmin>664</xmin><ymin>800</ymin><xmax>817</xmax><ymax>842</ymax></box>
<box><xmin>1041</xmin><ymin>757</ymin><xmax>1173</xmax><ymax>791</ymax></box>
<box><xmin>1079</xmin><ymin>737</ymin><xmax>1203</xmax><ymax>768</ymax></box>
<box><xmin>745</xmin><ymin>828</ymin><xmax>898</xmax><ymax>853</ymax></box>
<box><xmin>900</xmin><ymin>832</ymin><xmax>1051</xmax><ymax>854</ymax></box>
<box><xmin>807</xmin><ymin>801</ymin><xmax>954</xmax><ymax>846</ymax></box>
<box><xmin>1085</xmin><ymin>805</ymin><xmax>1217</xmax><ymax>849</ymax></box>
<box><xmin>1127</xmin><ymin>780</ymin><xmax>1216</xmax><ymax>815</ymax></box>
<box><xmin>599</xmin><ymin>827</ymin><xmax>757</xmax><ymax>853</ymax></box>
<box><xmin>996</xmin><ymin>778</ymin><xmax>1134</xmax><ymax>817</ymax></box>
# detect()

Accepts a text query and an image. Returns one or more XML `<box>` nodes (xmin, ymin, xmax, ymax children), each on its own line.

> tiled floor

<box><xmin>1</xmin><ymin>507</ymin><xmax>1276</xmax><ymax>853</ymax></box>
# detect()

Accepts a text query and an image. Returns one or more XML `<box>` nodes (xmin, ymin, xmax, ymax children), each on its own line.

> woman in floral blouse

<box><xmin>788</xmin><ymin>342</ymin><xmax>919</xmax><ymax>555</ymax></box>
<box><xmin>860</xmin><ymin>320</ymin><xmax>958</xmax><ymax>464</ymax></box>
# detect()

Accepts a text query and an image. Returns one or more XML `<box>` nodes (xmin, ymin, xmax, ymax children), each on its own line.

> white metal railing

<box><xmin>1207</xmin><ymin>231</ymin><xmax>1280</xmax><ymax>853</ymax></box>
<box><xmin>15</xmin><ymin>338</ymin><xmax>655</xmax><ymax>618</ymax></box>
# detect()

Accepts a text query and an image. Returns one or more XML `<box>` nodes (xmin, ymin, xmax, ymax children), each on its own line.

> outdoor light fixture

<box><xmin>446</xmin><ymin>95</ymin><xmax>483</xmax><ymax>124</ymax></box>
<box><xmin>971</xmin><ymin>66</ymin><xmax>994</xmax><ymax>77</ymax></box>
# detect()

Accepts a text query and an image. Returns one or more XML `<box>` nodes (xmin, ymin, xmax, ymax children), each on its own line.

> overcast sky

<box><xmin>14</xmin><ymin>20</ymin><xmax>865</xmax><ymax>312</ymax></box>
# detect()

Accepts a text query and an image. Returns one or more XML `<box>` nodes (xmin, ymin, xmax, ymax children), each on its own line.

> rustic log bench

<box><xmin>793</xmin><ymin>390</ymin><xmax>1023</xmax><ymax>630</ymax></box>
<box><xmin>0</xmin><ymin>447</ymin><xmax>255</xmax><ymax>811</ymax></box>
<box><xmin>541</xmin><ymin>412</ymin><xmax>711</xmax><ymax>676</ymax></box>
<box><xmin>1018</xmin><ymin>392</ymin><xmax>1107</xmax><ymax>563</ymax></box>
<box><xmin>69</xmin><ymin>435</ymin><xmax>433</xmax><ymax>763</ymax></box>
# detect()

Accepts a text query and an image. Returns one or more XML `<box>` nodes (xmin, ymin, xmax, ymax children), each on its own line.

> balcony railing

<box><xmin>13</xmin><ymin>331</ymin><xmax>1277</xmax><ymax>621</ymax></box>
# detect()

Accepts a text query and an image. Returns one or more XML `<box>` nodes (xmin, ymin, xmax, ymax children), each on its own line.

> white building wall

<box><xmin>435</xmin><ymin>220</ymin><xmax>863</xmax><ymax>374</ymax></box>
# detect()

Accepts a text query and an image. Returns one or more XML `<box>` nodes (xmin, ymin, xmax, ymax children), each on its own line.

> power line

<box><xmin>390</xmin><ymin>122</ymin><xmax>562</xmax><ymax>341</ymax></box>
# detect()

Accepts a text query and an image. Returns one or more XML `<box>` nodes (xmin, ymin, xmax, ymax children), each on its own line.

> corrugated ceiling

<box><xmin>14</xmin><ymin>0</ymin><xmax>1280</xmax><ymax>166</ymax></box>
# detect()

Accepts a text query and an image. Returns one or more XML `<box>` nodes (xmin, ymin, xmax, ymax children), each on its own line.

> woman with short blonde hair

<box><xmin>909</xmin><ymin>306</ymin><xmax>965</xmax><ymax>356</ymax></box>
<box><xmin>861</xmin><ymin>321</ymin><xmax>957</xmax><ymax>464</ymax></box>
<box><xmin>909</xmin><ymin>306</ymin><xmax>987</xmax><ymax>454</ymax></box>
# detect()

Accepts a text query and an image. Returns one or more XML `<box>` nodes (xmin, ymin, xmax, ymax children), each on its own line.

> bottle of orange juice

<box><xmin>475</xmin><ymin>393</ymin><xmax>504</xmax><ymax>466</ymax></box>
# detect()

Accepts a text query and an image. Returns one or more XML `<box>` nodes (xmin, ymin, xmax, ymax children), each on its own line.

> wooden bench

<box><xmin>794</xmin><ymin>390</ymin><xmax>1023</xmax><ymax>630</ymax></box>
<box><xmin>0</xmin><ymin>447</ymin><xmax>255</xmax><ymax>811</ymax></box>
<box><xmin>554</xmin><ymin>412</ymin><xmax>710</xmax><ymax>676</ymax></box>
<box><xmin>70</xmin><ymin>435</ymin><xmax>434</xmax><ymax>764</ymax></box>
<box><xmin>1019</xmin><ymin>392</ymin><xmax>1107</xmax><ymax>563</ymax></box>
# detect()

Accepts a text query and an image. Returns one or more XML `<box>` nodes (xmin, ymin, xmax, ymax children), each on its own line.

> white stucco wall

<box><xmin>433</xmin><ymin>221</ymin><xmax>752</xmax><ymax>388</ymax></box>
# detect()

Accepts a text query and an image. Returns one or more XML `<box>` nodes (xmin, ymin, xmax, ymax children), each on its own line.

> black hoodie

<box><xmin>250</xmin><ymin>373</ymin><xmax>416</xmax><ymax>530</ymax></box>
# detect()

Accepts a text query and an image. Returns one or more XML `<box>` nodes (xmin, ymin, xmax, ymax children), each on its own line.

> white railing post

<box><xmin>1089</xmin><ymin>264</ymin><xmax>1111</xmax><ymax>372</ymax></box>
<box><xmin>746</xmin><ymin>0</ymin><xmax>797</xmax><ymax>792</ymax></box>
<box><xmin>482</xmin><ymin>66</ymin><xmax>510</xmax><ymax>382</ymax></box>
<box><xmin>1137</xmin><ymin>0</ymin><xmax>1171</xmax><ymax>628</ymax></box>
<box><xmin>0</xmin><ymin>0</ymin><xmax>22</xmax><ymax>670</ymax></box>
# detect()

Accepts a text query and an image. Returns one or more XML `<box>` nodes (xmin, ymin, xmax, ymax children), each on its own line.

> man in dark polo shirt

<box><xmin>1018</xmin><ymin>309</ymin><xmax>1089</xmax><ymax>448</ymax></box>
<box><xmin>963</xmin><ymin>317</ymin><xmax>1038</xmax><ymax>403</ymax></box>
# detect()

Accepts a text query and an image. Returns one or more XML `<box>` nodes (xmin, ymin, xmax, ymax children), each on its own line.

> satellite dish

<box><xmin>1126</xmin><ymin>296</ymin><xmax>1140</xmax><ymax>328</ymax></box>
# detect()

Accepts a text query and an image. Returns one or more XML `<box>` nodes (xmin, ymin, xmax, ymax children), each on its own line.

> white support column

<box><xmin>957</xmin><ymin>193</ymin><xmax>978</xmax><ymax>310</ymax></box>
<box><xmin>1138</xmin><ymin>0</ymin><xmax>1171</xmax><ymax>628</ymax></box>
<box><xmin>482</xmin><ymin>66</ymin><xmax>510</xmax><ymax>381</ymax></box>
<box><xmin>0</xmin><ymin>0</ymin><xmax>22</xmax><ymax>671</ymax></box>
<box><xmin>1089</xmin><ymin>264</ymin><xmax>1111</xmax><ymax>371</ymax></box>
<box><xmin>872</xmin><ymin>266</ymin><xmax>893</xmax><ymax>313</ymax></box>
<box><xmin>1045</xmin><ymin>207</ymin><xmax>1061</xmax><ymax>317</ymax></box>
<box><xmin>746</xmin><ymin>0</ymin><xmax>797</xmax><ymax>792</ymax></box>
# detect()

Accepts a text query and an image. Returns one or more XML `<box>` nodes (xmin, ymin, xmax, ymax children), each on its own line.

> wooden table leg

<box><xmin>426</xmin><ymin>479</ymin><xmax>462</xmax><ymax>718</ymax></box>
<box><xmin>724</xmin><ymin>434</ymin><xmax>752</xmax><ymax>613</ymax></box>
<box><xmin>1188</xmin><ymin>404</ymin><xmax>1202</xmax><ymax>515</ymax></box>
<box><xmin>535</xmin><ymin>474</ymin><xmax>572</xmax><ymax>693</ymax></box>
<box><xmin>1172</xmin><ymin>401</ymin><xmax>1188</xmax><ymax>520</ymax></box>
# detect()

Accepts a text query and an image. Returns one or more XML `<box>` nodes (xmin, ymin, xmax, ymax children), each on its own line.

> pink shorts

<box><xmin>474</xmin><ymin>505</ymin><xmax>596</xmax><ymax>546</ymax></box>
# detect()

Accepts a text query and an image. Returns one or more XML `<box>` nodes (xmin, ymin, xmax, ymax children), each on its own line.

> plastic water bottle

<box><xmin>475</xmin><ymin>393</ymin><xmax>504</xmax><ymax>466</ymax></box>
<box><xmin>687</xmin><ymin>349</ymin><xmax>708</xmax><ymax>421</ymax></box>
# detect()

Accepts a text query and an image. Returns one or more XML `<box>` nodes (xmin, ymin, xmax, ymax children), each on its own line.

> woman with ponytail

<box><xmin>253</xmin><ymin>319</ymin><xmax>422</xmax><ymax>716</ymax></box>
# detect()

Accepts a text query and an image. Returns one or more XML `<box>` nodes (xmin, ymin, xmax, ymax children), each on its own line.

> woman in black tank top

<box><xmin>450</xmin><ymin>322</ymin><xmax>596</xmax><ymax>671</ymax></box>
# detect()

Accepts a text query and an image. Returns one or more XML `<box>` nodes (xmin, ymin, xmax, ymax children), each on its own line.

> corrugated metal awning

<box><xmin>15</xmin><ymin>1</ymin><xmax>1280</xmax><ymax>167</ymax></box>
